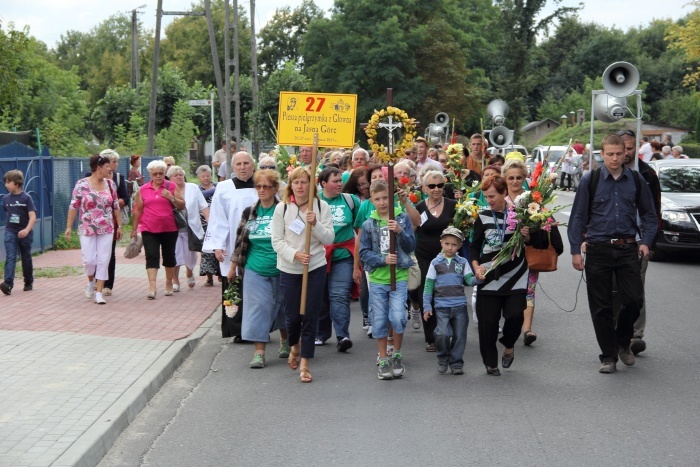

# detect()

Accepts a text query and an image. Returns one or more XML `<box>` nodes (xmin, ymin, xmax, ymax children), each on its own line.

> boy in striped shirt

<box><xmin>423</xmin><ymin>226</ymin><xmax>478</xmax><ymax>375</ymax></box>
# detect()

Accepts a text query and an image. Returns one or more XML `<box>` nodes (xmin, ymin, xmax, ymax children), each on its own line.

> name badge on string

<box><xmin>289</xmin><ymin>218</ymin><xmax>306</xmax><ymax>235</ymax></box>
<box><xmin>420</xmin><ymin>211</ymin><xmax>428</xmax><ymax>226</ymax></box>
<box><xmin>9</xmin><ymin>214</ymin><xmax>20</xmax><ymax>224</ymax></box>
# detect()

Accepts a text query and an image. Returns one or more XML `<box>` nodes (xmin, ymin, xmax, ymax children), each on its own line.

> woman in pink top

<box><xmin>64</xmin><ymin>154</ymin><xmax>123</xmax><ymax>305</ymax></box>
<box><xmin>131</xmin><ymin>160</ymin><xmax>185</xmax><ymax>299</ymax></box>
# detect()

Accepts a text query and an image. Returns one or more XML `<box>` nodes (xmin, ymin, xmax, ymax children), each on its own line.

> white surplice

<box><xmin>202</xmin><ymin>179</ymin><xmax>258</xmax><ymax>274</ymax></box>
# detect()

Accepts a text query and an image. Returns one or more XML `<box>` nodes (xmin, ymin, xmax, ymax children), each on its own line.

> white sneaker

<box><xmin>367</xmin><ymin>326</ymin><xmax>373</xmax><ymax>338</ymax></box>
<box><xmin>85</xmin><ymin>283</ymin><xmax>94</xmax><ymax>299</ymax></box>
<box><xmin>95</xmin><ymin>293</ymin><xmax>106</xmax><ymax>305</ymax></box>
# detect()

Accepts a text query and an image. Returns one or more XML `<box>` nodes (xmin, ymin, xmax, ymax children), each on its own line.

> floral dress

<box><xmin>199</xmin><ymin>183</ymin><xmax>220</xmax><ymax>277</ymax></box>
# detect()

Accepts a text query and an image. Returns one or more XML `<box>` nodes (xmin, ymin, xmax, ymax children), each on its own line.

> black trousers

<box><xmin>475</xmin><ymin>293</ymin><xmax>525</xmax><ymax>368</ymax></box>
<box><xmin>585</xmin><ymin>243</ymin><xmax>643</xmax><ymax>362</ymax></box>
<box><xmin>141</xmin><ymin>231</ymin><xmax>178</xmax><ymax>269</ymax></box>
<box><xmin>104</xmin><ymin>236</ymin><xmax>117</xmax><ymax>289</ymax></box>
<box><xmin>281</xmin><ymin>267</ymin><xmax>326</xmax><ymax>359</ymax></box>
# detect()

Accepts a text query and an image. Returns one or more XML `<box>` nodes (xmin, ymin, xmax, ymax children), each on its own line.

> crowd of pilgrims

<box><xmin>199</xmin><ymin>135</ymin><xmax>565</xmax><ymax>383</ymax></box>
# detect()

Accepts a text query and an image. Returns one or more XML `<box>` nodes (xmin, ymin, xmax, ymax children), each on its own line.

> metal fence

<box><xmin>0</xmin><ymin>142</ymin><xmax>159</xmax><ymax>261</ymax></box>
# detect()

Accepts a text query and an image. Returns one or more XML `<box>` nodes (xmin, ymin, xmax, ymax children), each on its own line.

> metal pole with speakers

<box><xmin>425</xmin><ymin>112</ymin><xmax>450</xmax><ymax>146</ymax></box>
<box><xmin>486</xmin><ymin>99</ymin><xmax>514</xmax><ymax>150</ymax></box>
<box><xmin>590</xmin><ymin>61</ymin><xmax>642</xmax><ymax>171</ymax></box>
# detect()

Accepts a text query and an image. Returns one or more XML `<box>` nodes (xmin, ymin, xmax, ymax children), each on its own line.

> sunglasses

<box><xmin>259</xmin><ymin>165</ymin><xmax>276</xmax><ymax>170</ymax></box>
<box><xmin>426</xmin><ymin>183</ymin><xmax>445</xmax><ymax>189</ymax></box>
<box><xmin>616</xmin><ymin>130</ymin><xmax>635</xmax><ymax>137</ymax></box>
<box><xmin>507</xmin><ymin>176</ymin><xmax>524</xmax><ymax>181</ymax></box>
<box><xmin>255</xmin><ymin>184</ymin><xmax>274</xmax><ymax>190</ymax></box>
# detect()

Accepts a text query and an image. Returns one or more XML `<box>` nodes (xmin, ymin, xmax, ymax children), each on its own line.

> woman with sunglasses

<box><xmin>413</xmin><ymin>170</ymin><xmax>457</xmax><ymax>351</ymax></box>
<box><xmin>65</xmin><ymin>154</ymin><xmax>123</xmax><ymax>305</ymax></box>
<box><xmin>257</xmin><ymin>156</ymin><xmax>285</xmax><ymax>191</ymax></box>
<box><xmin>131</xmin><ymin>160</ymin><xmax>185</xmax><ymax>299</ymax></box>
<box><xmin>229</xmin><ymin>169</ymin><xmax>289</xmax><ymax>369</ymax></box>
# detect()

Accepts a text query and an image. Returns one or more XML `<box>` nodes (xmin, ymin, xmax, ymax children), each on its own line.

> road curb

<box><xmin>52</xmin><ymin>308</ymin><xmax>220</xmax><ymax>467</ymax></box>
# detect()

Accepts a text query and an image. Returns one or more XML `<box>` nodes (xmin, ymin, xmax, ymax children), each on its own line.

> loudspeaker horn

<box><xmin>593</xmin><ymin>93</ymin><xmax>627</xmax><ymax>123</ymax></box>
<box><xmin>486</xmin><ymin>99</ymin><xmax>509</xmax><ymax>126</ymax></box>
<box><xmin>602</xmin><ymin>62</ymin><xmax>639</xmax><ymax>98</ymax></box>
<box><xmin>435</xmin><ymin>112</ymin><xmax>449</xmax><ymax>126</ymax></box>
<box><xmin>489</xmin><ymin>126</ymin><xmax>513</xmax><ymax>148</ymax></box>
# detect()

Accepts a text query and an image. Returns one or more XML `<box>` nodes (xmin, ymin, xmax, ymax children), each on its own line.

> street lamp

<box><xmin>131</xmin><ymin>4</ymin><xmax>147</xmax><ymax>88</ymax></box>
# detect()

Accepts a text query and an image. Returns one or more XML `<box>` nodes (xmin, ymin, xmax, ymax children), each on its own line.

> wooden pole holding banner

<box><xmin>299</xmin><ymin>134</ymin><xmax>319</xmax><ymax>315</ymax></box>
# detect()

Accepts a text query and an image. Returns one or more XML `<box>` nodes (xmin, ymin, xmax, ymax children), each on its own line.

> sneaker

<box><xmin>362</xmin><ymin>317</ymin><xmax>370</xmax><ymax>330</ymax></box>
<box><xmin>376</xmin><ymin>353</ymin><xmax>380</xmax><ymax>366</ymax></box>
<box><xmin>337</xmin><ymin>337</ymin><xmax>353</xmax><ymax>352</ymax></box>
<box><xmin>630</xmin><ymin>338</ymin><xmax>646</xmax><ymax>355</ymax></box>
<box><xmin>249</xmin><ymin>352</ymin><xmax>265</xmax><ymax>368</ymax></box>
<box><xmin>410</xmin><ymin>307</ymin><xmax>422</xmax><ymax>330</ymax></box>
<box><xmin>451</xmin><ymin>366</ymin><xmax>464</xmax><ymax>375</ymax></box>
<box><xmin>437</xmin><ymin>362</ymin><xmax>448</xmax><ymax>374</ymax></box>
<box><xmin>23</xmin><ymin>284</ymin><xmax>32</xmax><ymax>292</ymax></box>
<box><xmin>426</xmin><ymin>343</ymin><xmax>436</xmax><ymax>352</ymax></box>
<box><xmin>378</xmin><ymin>358</ymin><xmax>393</xmax><ymax>380</ymax></box>
<box><xmin>102</xmin><ymin>288</ymin><xmax>112</xmax><ymax>296</ymax></box>
<box><xmin>618</xmin><ymin>345</ymin><xmax>635</xmax><ymax>367</ymax></box>
<box><xmin>367</xmin><ymin>326</ymin><xmax>373</xmax><ymax>338</ymax></box>
<box><xmin>391</xmin><ymin>352</ymin><xmax>405</xmax><ymax>378</ymax></box>
<box><xmin>0</xmin><ymin>282</ymin><xmax>11</xmax><ymax>295</ymax></box>
<box><xmin>84</xmin><ymin>283</ymin><xmax>94</xmax><ymax>299</ymax></box>
<box><xmin>278</xmin><ymin>340</ymin><xmax>290</xmax><ymax>359</ymax></box>
<box><xmin>599</xmin><ymin>361</ymin><xmax>617</xmax><ymax>374</ymax></box>
<box><xmin>314</xmin><ymin>338</ymin><xmax>326</xmax><ymax>346</ymax></box>
<box><xmin>95</xmin><ymin>293</ymin><xmax>106</xmax><ymax>305</ymax></box>
<box><xmin>386</xmin><ymin>345</ymin><xmax>394</xmax><ymax>357</ymax></box>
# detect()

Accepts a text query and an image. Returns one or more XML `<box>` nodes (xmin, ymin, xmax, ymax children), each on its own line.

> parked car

<box><xmin>486</xmin><ymin>145</ymin><xmax>529</xmax><ymax>159</ymax></box>
<box><xmin>528</xmin><ymin>145</ymin><xmax>580</xmax><ymax>189</ymax></box>
<box><xmin>647</xmin><ymin>159</ymin><xmax>700</xmax><ymax>261</ymax></box>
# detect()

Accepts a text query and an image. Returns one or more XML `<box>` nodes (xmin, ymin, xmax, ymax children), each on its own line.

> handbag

<box><xmin>525</xmin><ymin>243</ymin><xmax>558</xmax><ymax>273</ymax></box>
<box><xmin>187</xmin><ymin>224</ymin><xmax>203</xmax><ymax>252</ymax></box>
<box><xmin>407</xmin><ymin>254</ymin><xmax>421</xmax><ymax>291</ymax></box>
<box><xmin>166</xmin><ymin>181</ymin><xmax>188</xmax><ymax>229</ymax></box>
<box><xmin>124</xmin><ymin>234</ymin><xmax>143</xmax><ymax>259</ymax></box>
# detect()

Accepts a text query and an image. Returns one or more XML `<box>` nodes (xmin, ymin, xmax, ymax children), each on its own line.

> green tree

<box><xmin>666</xmin><ymin>0</ymin><xmax>700</xmax><ymax>89</ymax></box>
<box><xmin>657</xmin><ymin>90</ymin><xmax>699</xmax><ymax>129</ymax></box>
<box><xmin>0</xmin><ymin>21</ymin><xmax>29</xmax><ymax>110</ymax></box>
<box><xmin>155</xmin><ymin>100</ymin><xmax>196</xmax><ymax>161</ymax></box>
<box><xmin>257</xmin><ymin>0</ymin><xmax>324</xmax><ymax>77</ymax></box>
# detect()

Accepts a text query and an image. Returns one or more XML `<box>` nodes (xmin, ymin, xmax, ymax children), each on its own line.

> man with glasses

<box><xmin>615</xmin><ymin>129</ymin><xmax>661</xmax><ymax>356</ymax></box>
<box><xmin>204</xmin><ymin>151</ymin><xmax>258</xmax><ymax>341</ymax></box>
<box><xmin>568</xmin><ymin>134</ymin><xmax>657</xmax><ymax>374</ymax></box>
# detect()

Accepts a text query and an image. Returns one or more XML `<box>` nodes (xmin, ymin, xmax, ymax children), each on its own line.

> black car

<box><xmin>647</xmin><ymin>158</ymin><xmax>700</xmax><ymax>260</ymax></box>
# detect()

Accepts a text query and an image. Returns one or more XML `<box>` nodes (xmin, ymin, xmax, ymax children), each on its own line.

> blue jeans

<box><xmin>434</xmin><ymin>304</ymin><xmax>469</xmax><ymax>367</ymax></box>
<box><xmin>317</xmin><ymin>258</ymin><xmax>354</xmax><ymax>341</ymax></box>
<box><xmin>3</xmin><ymin>230</ymin><xmax>34</xmax><ymax>288</ymax></box>
<box><xmin>369</xmin><ymin>280</ymin><xmax>408</xmax><ymax>339</ymax></box>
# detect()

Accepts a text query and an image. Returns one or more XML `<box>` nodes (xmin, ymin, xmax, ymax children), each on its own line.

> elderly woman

<box><xmin>229</xmin><ymin>169</ymin><xmax>289</xmax><ymax>368</ymax></box>
<box><xmin>65</xmin><ymin>154</ymin><xmax>123</xmax><ymax>305</ymax></box>
<box><xmin>167</xmin><ymin>165</ymin><xmax>209</xmax><ymax>290</ymax></box>
<box><xmin>196</xmin><ymin>165</ymin><xmax>219</xmax><ymax>286</ymax></box>
<box><xmin>131</xmin><ymin>160</ymin><xmax>186</xmax><ymax>298</ymax></box>
<box><xmin>470</xmin><ymin>175</ymin><xmax>530</xmax><ymax>376</ymax></box>
<box><xmin>671</xmin><ymin>145</ymin><xmax>688</xmax><ymax>159</ymax></box>
<box><xmin>412</xmin><ymin>170</ymin><xmax>458</xmax><ymax>350</ymax></box>
<box><xmin>271</xmin><ymin>167</ymin><xmax>334</xmax><ymax>383</ymax></box>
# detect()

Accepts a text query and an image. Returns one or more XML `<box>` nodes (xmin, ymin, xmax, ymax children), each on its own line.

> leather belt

<box><xmin>607</xmin><ymin>237</ymin><xmax>637</xmax><ymax>245</ymax></box>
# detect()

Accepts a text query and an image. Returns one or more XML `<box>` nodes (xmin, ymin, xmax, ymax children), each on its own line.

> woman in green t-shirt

<box><xmin>229</xmin><ymin>169</ymin><xmax>288</xmax><ymax>369</ymax></box>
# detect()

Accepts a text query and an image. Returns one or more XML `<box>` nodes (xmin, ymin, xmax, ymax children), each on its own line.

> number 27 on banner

<box><xmin>277</xmin><ymin>92</ymin><xmax>357</xmax><ymax>148</ymax></box>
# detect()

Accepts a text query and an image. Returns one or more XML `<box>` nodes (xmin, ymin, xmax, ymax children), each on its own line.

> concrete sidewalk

<box><xmin>0</xmin><ymin>247</ymin><xmax>221</xmax><ymax>466</ymax></box>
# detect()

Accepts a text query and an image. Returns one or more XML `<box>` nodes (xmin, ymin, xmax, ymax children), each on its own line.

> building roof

<box><xmin>520</xmin><ymin>119</ymin><xmax>561</xmax><ymax>133</ymax></box>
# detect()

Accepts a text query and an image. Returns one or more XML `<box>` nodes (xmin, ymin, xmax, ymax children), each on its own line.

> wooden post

<box><xmin>299</xmin><ymin>134</ymin><xmax>319</xmax><ymax>315</ymax></box>
<box><xmin>386</xmin><ymin>89</ymin><xmax>397</xmax><ymax>291</ymax></box>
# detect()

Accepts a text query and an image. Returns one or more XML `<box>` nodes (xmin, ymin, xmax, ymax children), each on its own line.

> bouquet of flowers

<box><xmin>223</xmin><ymin>276</ymin><xmax>242</xmax><ymax>318</ymax></box>
<box><xmin>271</xmin><ymin>145</ymin><xmax>299</xmax><ymax>181</ymax></box>
<box><xmin>486</xmin><ymin>161</ymin><xmax>567</xmax><ymax>273</ymax></box>
<box><xmin>451</xmin><ymin>196</ymin><xmax>481</xmax><ymax>240</ymax></box>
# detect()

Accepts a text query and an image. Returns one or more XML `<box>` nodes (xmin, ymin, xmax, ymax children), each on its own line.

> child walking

<box><xmin>2</xmin><ymin>170</ymin><xmax>37</xmax><ymax>295</ymax></box>
<box><xmin>359</xmin><ymin>180</ymin><xmax>416</xmax><ymax>380</ymax></box>
<box><xmin>423</xmin><ymin>226</ymin><xmax>477</xmax><ymax>375</ymax></box>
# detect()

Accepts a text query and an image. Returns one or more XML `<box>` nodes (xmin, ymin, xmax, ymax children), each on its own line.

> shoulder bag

<box><xmin>525</xmin><ymin>232</ymin><xmax>558</xmax><ymax>273</ymax></box>
<box><xmin>167</xmin><ymin>181</ymin><xmax>188</xmax><ymax>229</ymax></box>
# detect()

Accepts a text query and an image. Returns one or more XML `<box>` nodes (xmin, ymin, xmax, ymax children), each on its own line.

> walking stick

<box><xmin>299</xmin><ymin>134</ymin><xmax>319</xmax><ymax>315</ymax></box>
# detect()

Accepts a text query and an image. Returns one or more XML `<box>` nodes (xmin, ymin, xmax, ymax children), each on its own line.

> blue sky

<box><xmin>0</xmin><ymin>0</ymin><xmax>693</xmax><ymax>49</ymax></box>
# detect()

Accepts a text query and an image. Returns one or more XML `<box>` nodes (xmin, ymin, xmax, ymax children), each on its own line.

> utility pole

<box><xmin>250</xmin><ymin>0</ymin><xmax>259</xmax><ymax>158</ymax></box>
<box><xmin>130</xmin><ymin>4</ymin><xmax>146</xmax><ymax>88</ymax></box>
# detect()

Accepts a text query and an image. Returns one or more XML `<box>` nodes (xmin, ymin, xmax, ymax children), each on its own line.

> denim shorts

<box><xmin>368</xmin><ymin>280</ymin><xmax>408</xmax><ymax>338</ymax></box>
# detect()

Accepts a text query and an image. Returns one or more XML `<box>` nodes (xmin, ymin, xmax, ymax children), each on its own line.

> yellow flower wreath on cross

<box><xmin>364</xmin><ymin>106</ymin><xmax>417</xmax><ymax>164</ymax></box>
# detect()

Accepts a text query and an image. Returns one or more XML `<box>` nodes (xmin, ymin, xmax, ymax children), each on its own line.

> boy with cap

<box><xmin>423</xmin><ymin>226</ymin><xmax>478</xmax><ymax>374</ymax></box>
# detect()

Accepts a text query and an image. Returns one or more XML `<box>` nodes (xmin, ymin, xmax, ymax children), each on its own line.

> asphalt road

<box><xmin>99</xmin><ymin>191</ymin><xmax>700</xmax><ymax>466</ymax></box>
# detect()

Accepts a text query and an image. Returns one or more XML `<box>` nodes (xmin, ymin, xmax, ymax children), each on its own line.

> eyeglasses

<box><xmin>259</xmin><ymin>165</ymin><xmax>276</xmax><ymax>170</ymax></box>
<box><xmin>507</xmin><ymin>176</ymin><xmax>524</xmax><ymax>181</ymax></box>
<box><xmin>151</xmin><ymin>172</ymin><xmax>165</xmax><ymax>176</ymax></box>
<box><xmin>616</xmin><ymin>130</ymin><xmax>635</xmax><ymax>137</ymax></box>
<box><xmin>255</xmin><ymin>184</ymin><xmax>274</xmax><ymax>190</ymax></box>
<box><xmin>426</xmin><ymin>183</ymin><xmax>445</xmax><ymax>189</ymax></box>
<box><xmin>358</xmin><ymin>183</ymin><xmax>370</xmax><ymax>188</ymax></box>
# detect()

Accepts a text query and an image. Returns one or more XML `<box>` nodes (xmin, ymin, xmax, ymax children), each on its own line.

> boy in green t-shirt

<box><xmin>359</xmin><ymin>180</ymin><xmax>416</xmax><ymax>380</ymax></box>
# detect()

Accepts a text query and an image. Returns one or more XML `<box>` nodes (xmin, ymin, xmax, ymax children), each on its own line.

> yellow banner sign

<box><xmin>277</xmin><ymin>92</ymin><xmax>358</xmax><ymax>148</ymax></box>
